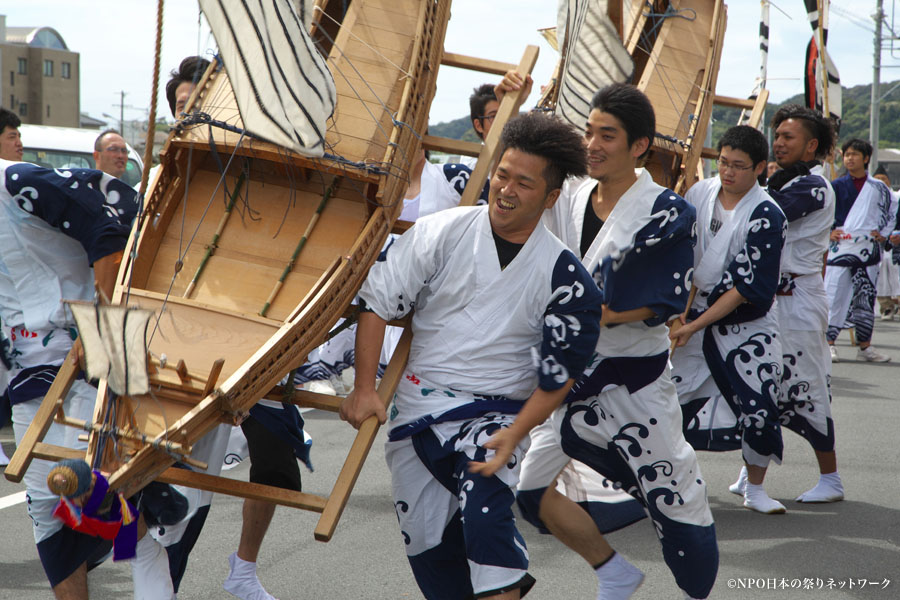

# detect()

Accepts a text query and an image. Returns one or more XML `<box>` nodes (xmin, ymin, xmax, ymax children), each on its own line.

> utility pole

<box><xmin>871</xmin><ymin>0</ymin><xmax>884</xmax><ymax>173</ymax></box>
<box><xmin>119</xmin><ymin>91</ymin><xmax>126</xmax><ymax>136</ymax></box>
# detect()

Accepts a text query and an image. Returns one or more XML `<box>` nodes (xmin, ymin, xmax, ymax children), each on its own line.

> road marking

<box><xmin>0</xmin><ymin>490</ymin><xmax>27</xmax><ymax>510</ymax></box>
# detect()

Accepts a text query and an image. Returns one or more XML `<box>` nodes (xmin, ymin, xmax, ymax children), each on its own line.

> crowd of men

<box><xmin>0</xmin><ymin>55</ymin><xmax>896</xmax><ymax>600</ymax></box>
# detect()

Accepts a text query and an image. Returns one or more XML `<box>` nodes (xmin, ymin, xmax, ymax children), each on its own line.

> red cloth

<box><xmin>852</xmin><ymin>175</ymin><xmax>867</xmax><ymax>193</ymax></box>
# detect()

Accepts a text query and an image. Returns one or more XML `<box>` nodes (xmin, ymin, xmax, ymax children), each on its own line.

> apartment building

<box><xmin>0</xmin><ymin>15</ymin><xmax>79</xmax><ymax>127</ymax></box>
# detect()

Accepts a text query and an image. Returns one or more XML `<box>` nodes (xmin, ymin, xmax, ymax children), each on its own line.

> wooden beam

<box><xmin>314</xmin><ymin>326</ymin><xmax>413</xmax><ymax>541</ymax></box>
<box><xmin>713</xmin><ymin>95</ymin><xmax>755</xmax><ymax>110</ymax></box>
<box><xmin>280</xmin><ymin>389</ymin><xmax>343</xmax><ymax>412</ymax></box>
<box><xmin>441</xmin><ymin>52</ymin><xmax>516</xmax><ymax>76</ymax></box>
<box><xmin>608</xmin><ymin>0</ymin><xmax>624</xmax><ymax>39</ymax></box>
<box><xmin>157</xmin><ymin>467</ymin><xmax>328</xmax><ymax>512</ymax></box>
<box><xmin>459</xmin><ymin>45</ymin><xmax>540</xmax><ymax>207</ymax></box>
<box><xmin>32</xmin><ymin>442</ymin><xmax>84</xmax><ymax>462</ymax></box>
<box><xmin>4</xmin><ymin>350</ymin><xmax>79</xmax><ymax>483</ymax></box>
<box><xmin>747</xmin><ymin>88</ymin><xmax>771</xmax><ymax>129</ymax></box>
<box><xmin>701</xmin><ymin>147</ymin><xmax>718</xmax><ymax>160</ymax></box>
<box><xmin>422</xmin><ymin>134</ymin><xmax>482</xmax><ymax>158</ymax></box>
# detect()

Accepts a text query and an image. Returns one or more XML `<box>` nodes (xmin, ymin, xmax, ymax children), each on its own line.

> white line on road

<box><xmin>0</xmin><ymin>490</ymin><xmax>27</xmax><ymax>510</ymax></box>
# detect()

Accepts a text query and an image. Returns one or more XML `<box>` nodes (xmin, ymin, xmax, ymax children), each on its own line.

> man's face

<box><xmin>94</xmin><ymin>133</ymin><xmax>128</xmax><ymax>178</ymax></box>
<box><xmin>842</xmin><ymin>148</ymin><xmax>868</xmax><ymax>176</ymax></box>
<box><xmin>174</xmin><ymin>81</ymin><xmax>196</xmax><ymax>117</ymax></box>
<box><xmin>717</xmin><ymin>146</ymin><xmax>764</xmax><ymax>198</ymax></box>
<box><xmin>489</xmin><ymin>147</ymin><xmax>558</xmax><ymax>242</ymax></box>
<box><xmin>767</xmin><ymin>161</ymin><xmax>779</xmax><ymax>178</ymax></box>
<box><xmin>773</xmin><ymin>119</ymin><xmax>817</xmax><ymax>168</ymax></box>
<box><xmin>0</xmin><ymin>126</ymin><xmax>23</xmax><ymax>161</ymax></box>
<box><xmin>473</xmin><ymin>100</ymin><xmax>499</xmax><ymax>141</ymax></box>
<box><xmin>875</xmin><ymin>173</ymin><xmax>892</xmax><ymax>189</ymax></box>
<box><xmin>584</xmin><ymin>109</ymin><xmax>645</xmax><ymax>182</ymax></box>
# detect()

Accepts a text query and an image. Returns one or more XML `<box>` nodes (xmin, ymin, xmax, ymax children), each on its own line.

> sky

<box><xmin>2</xmin><ymin>0</ymin><xmax>891</xmax><ymax>128</ymax></box>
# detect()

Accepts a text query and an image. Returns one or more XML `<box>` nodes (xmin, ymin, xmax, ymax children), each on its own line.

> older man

<box><xmin>92</xmin><ymin>129</ymin><xmax>128</xmax><ymax>179</ymax></box>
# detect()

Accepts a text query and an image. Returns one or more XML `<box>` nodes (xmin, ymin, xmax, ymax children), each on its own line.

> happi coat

<box><xmin>672</xmin><ymin>177</ymin><xmax>787</xmax><ymax>469</ymax></box>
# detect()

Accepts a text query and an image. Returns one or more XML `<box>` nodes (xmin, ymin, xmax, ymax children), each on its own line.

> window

<box><xmin>47</xmin><ymin>105</ymin><xmax>51</xmax><ymax>118</ymax></box>
<box><xmin>9</xmin><ymin>95</ymin><xmax>14</xmax><ymax>109</ymax></box>
<box><xmin>19</xmin><ymin>103</ymin><xmax>27</xmax><ymax>117</ymax></box>
<box><xmin>9</xmin><ymin>71</ymin><xmax>13</xmax><ymax>86</ymax></box>
<box><xmin>43</xmin><ymin>60</ymin><xmax>53</xmax><ymax>77</ymax></box>
<box><xmin>61</xmin><ymin>62</ymin><xmax>71</xmax><ymax>79</ymax></box>
<box><xmin>17</xmin><ymin>58</ymin><xmax>26</xmax><ymax>74</ymax></box>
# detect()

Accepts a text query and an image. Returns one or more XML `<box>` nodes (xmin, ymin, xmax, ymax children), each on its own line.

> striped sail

<box><xmin>199</xmin><ymin>0</ymin><xmax>336</xmax><ymax>157</ymax></box>
<box><xmin>554</xmin><ymin>0</ymin><xmax>634</xmax><ymax>128</ymax></box>
<box><xmin>803</xmin><ymin>0</ymin><xmax>842</xmax><ymax>129</ymax></box>
<box><xmin>739</xmin><ymin>1</ymin><xmax>770</xmax><ymax>126</ymax></box>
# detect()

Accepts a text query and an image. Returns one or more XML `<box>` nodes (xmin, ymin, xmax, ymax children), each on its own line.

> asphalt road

<box><xmin>1</xmin><ymin>323</ymin><xmax>899</xmax><ymax>599</ymax></box>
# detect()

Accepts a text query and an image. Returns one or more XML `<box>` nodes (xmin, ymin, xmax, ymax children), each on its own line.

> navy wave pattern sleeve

<box><xmin>538</xmin><ymin>250</ymin><xmax>602</xmax><ymax>392</ymax></box>
<box><xmin>441</xmin><ymin>163</ymin><xmax>490</xmax><ymax>204</ymax></box>
<box><xmin>5</xmin><ymin>164</ymin><xmax>139</xmax><ymax>264</ymax></box>
<box><xmin>592</xmin><ymin>191</ymin><xmax>697</xmax><ymax>326</ymax></box>
<box><xmin>709</xmin><ymin>201</ymin><xmax>786</xmax><ymax>311</ymax></box>
<box><xmin>767</xmin><ymin>174</ymin><xmax>829</xmax><ymax>223</ymax></box>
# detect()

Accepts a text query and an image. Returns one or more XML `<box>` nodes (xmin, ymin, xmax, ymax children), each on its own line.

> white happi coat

<box><xmin>359</xmin><ymin>206</ymin><xmax>591</xmax><ymax>435</ymax></box>
<box><xmin>772</xmin><ymin>164</ymin><xmax>837</xmax><ymax>452</ymax></box>
<box><xmin>544</xmin><ymin>168</ymin><xmax>675</xmax><ymax>359</ymax></box>
<box><xmin>398</xmin><ymin>160</ymin><xmax>470</xmax><ymax>221</ymax></box>
<box><xmin>828</xmin><ymin>174</ymin><xmax>893</xmax><ymax>267</ymax></box>
<box><xmin>878</xmin><ymin>187</ymin><xmax>900</xmax><ymax>297</ymax></box>
<box><xmin>673</xmin><ymin>179</ymin><xmax>786</xmax><ymax>465</ymax></box>
<box><xmin>781</xmin><ymin>164</ymin><xmax>835</xmax><ymax>332</ymax></box>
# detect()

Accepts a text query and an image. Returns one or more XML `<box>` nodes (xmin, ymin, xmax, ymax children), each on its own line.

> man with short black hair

<box><xmin>469</xmin><ymin>83</ymin><xmax>499</xmax><ymax>142</ymax></box>
<box><xmin>671</xmin><ymin>125</ymin><xmax>788</xmax><ymax>515</ymax></box>
<box><xmin>757</xmin><ymin>104</ymin><xmax>844</xmax><ymax>505</ymax></box>
<box><xmin>826</xmin><ymin>138</ymin><xmax>894</xmax><ymax>362</ymax></box>
<box><xmin>166</xmin><ymin>56</ymin><xmax>211</xmax><ymax>118</ymax></box>
<box><xmin>341</xmin><ymin>112</ymin><xmax>602</xmax><ymax>600</ymax></box>
<box><xmin>93</xmin><ymin>129</ymin><xmax>128</xmax><ymax>179</ymax></box>
<box><xmin>0</xmin><ymin>107</ymin><xmax>23</xmax><ymax>161</ymax></box>
<box><xmin>498</xmin><ymin>78</ymin><xmax>717</xmax><ymax>600</ymax></box>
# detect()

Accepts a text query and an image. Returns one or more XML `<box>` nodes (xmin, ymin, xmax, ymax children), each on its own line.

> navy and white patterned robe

<box><xmin>674</xmin><ymin>178</ymin><xmax>787</xmax><ymax>468</ymax></box>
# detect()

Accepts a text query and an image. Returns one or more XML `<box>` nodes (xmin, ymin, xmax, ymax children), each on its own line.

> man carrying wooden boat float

<box><xmin>496</xmin><ymin>76</ymin><xmax>719</xmax><ymax>600</ymax></box>
<box><xmin>0</xmin><ymin>160</ymin><xmax>175</xmax><ymax>598</ymax></box>
<box><xmin>341</xmin><ymin>112</ymin><xmax>601</xmax><ymax>599</ymax></box>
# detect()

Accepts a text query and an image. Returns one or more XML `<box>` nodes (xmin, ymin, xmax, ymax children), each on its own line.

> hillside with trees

<box><xmin>431</xmin><ymin>80</ymin><xmax>900</xmax><ymax>151</ymax></box>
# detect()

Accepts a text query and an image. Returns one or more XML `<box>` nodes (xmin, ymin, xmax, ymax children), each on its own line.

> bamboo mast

<box><xmin>183</xmin><ymin>172</ymin><xmax>248</xmax><ymax>298</ymax></box>
<box><xmin>260</xmin><ymin>176</ymin><xmax>342</xmax><ymax>317</ymax></box>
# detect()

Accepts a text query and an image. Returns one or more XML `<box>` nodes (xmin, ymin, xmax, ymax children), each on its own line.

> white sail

<box><xmin>199</xmin><ymin>0</ymin><xmax>336</xmax><ymax>157</ymax></box>
<box><xmin>68</xmin><ymin>303</ymin><xmax>153</xmax><ymax>397</ymax></box>
<box><xmin>554</xmin><ymin>0</ymin><xmax>634</xmax><ymax>128</ymax></box>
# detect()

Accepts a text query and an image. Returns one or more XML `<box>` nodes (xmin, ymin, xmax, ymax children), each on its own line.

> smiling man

<box><xmin>340</xmin><ymin>112</ymin><xmax>602</xmax><ymax>600</ymax></box>
<box><xmin>762</xmin><ymin>105</ymin><xmax>845</xmax><ymax>506</ymax></box>
<box><xmin>493</xmin><ymin>80</ymin><xmax>716</xmax><ymax>600</ymax></box>
<box><xmin>670</xmin><ymin>125</ymin><xmax>788</xmax><ymax>515</ymax></box>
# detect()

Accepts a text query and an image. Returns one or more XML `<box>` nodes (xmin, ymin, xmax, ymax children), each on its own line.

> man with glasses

<box><xmin>670</xmin><ymin>125</ymin><xmax>788</xmax><ymax>515</ymax></box>
<box><xmin>92</xmin><ymin>129</ymin><xmax>129</xmax><ymax>179</ymax></box>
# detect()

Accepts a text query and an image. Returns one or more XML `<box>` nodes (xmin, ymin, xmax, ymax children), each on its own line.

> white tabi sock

<box><xmin>728</xmin><ymin>466</ymin><xmax>748</xmax><ymax>496</ymax></box>
<box><xmin>594</xmin><ymin>552</ymin><xmax>644</xmax><ymax>600</ymax></box>
<box><xmin>795</xmin><ymin>472</ymin><xmax>844</xmax><ymax>503</ymax></box>
<box><xmin>224</xmin><ymin>552</ymin><xmax>278</xmax><ymax>600</ymax></box>
<box><xmin>743</xmin><ymin>483</ymin><xmax>786</xmax><ymax>514</ymax></box>
<box><xmin>0</xmin><ymin>444</ymin><xmax>10</xmax><ymax>467</ymax></box>
<box><xmin>131</xmin><ymin>534</ymin><xmax>175</xmax><ymax>600</ymax></box>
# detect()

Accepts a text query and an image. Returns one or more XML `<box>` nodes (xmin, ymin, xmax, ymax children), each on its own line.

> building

<box><xmin>0</xmin><ymin>15</ymin><xmax>79</xmax><ymax>127</ymax></box>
